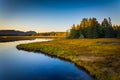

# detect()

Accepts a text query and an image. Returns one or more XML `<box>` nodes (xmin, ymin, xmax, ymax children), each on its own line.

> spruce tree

<box><xmin>101</xmin><ymin>18</ymin><xmax>115</xmax><ymax>38</ymax></box>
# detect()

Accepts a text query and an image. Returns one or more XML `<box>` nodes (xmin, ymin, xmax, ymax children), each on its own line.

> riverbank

<box><xmin>17</xmin><ymin>39</ymin><xmax>120</xmax><ymax>80</ymax></box>
<box><xmin>0</xmin><ymin>36</ymin><xmax>65</xmax><ymax>42</ymax></box>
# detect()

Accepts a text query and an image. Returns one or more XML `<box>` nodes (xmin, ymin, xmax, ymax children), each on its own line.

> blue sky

<box><xmin>0</xmin><ymin>0</ymin><xmax>120</xmax><ymax>32</ymax></box>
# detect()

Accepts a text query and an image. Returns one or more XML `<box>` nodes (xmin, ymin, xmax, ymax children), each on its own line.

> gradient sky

<box><xmin>0</xmin><ymin>0</ymin><xmax>120</xmax><ymax>32</ymax></box>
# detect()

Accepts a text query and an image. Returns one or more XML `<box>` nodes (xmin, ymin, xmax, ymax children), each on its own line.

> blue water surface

<box><xmin>0</xmin><ymin>39</ymin><xmax>93</xmax><ymax>80</ymax></box>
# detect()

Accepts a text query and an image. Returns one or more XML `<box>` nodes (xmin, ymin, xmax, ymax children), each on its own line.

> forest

<box><xmin>69</xmin><ymin>17</ymin><xmax>120</xmax><ymax>38</ymax></box>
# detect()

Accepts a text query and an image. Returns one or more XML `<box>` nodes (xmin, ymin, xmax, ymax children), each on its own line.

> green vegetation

<box><xmin>17</xmin><ymin>39</ymin><xmax>120</xmax><ymax>80</ymax></box>
<box><xmin>69</xmin><ymin>17</ymin><xmax>120</xmax><ymax>38</ymax></box>
<box><xmin>32</xmin><ymin>32</ymin><xmax>66</xmax><ymax>37</ymax></box>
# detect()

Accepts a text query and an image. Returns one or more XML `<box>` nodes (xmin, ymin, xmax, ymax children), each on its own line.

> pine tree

<box><xmin>101</xmin><ymin>18</ymin><xmax>115</xmax><ymax>38</ymax></box>
<box><xmin>117</xmin><ymin>25</ymin><xmax>120</xmax><ymax>38</ymax></box>
<box><xmin>70</xmin><ymin>24</ymin><xmax>80</xmax><ymax>38</ymax></box>
<box><xmin>69</xmin><ymin>17</ymin><xmax>118</xmax><ymax>39</ymax></box>
<box><xmin>87</xmin><ymin>18</ymin><xmax>100</xmax><ymax>38</ymax></box>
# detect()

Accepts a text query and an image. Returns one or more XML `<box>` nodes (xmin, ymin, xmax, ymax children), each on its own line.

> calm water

<box><xmin>0</xmin><ymin>39</ymin><xmax>93</xmax><ymax>80</ymax></box>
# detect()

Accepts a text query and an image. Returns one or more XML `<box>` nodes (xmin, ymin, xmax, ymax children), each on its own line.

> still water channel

<box><xmin>0</xmin><ymin>39</ymin><xmax>93</xmax><ymax>80</ymax></box>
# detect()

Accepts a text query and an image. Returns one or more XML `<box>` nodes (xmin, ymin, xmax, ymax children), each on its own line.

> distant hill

<box><xmin>0</xmin><ymin>30</ymin><xmax>37</xmax><ymax>36</ymax></box>
<box><xmin>25</xmin><ymin>31</ymin><xmax>37</xmax><ymax>35</ymax></box>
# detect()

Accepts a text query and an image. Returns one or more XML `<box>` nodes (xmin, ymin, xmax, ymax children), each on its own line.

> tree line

<box><xmin>69</xmin><ymin>17</ymin><xmax>120</xmax><ymax>38</ymax></box>
<box><xmin>32</xmin><ymin>32</ymin><xmax>66</xmax><ymax>37</ymax></box>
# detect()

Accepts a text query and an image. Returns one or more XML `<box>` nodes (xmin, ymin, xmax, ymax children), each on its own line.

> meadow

<box><xmin>17</xmin><ymin>38</ymin><xmax>120</xmax><ymax>80</ymax></box>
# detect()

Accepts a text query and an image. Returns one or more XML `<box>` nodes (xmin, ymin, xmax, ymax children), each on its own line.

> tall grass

<box><xmin>17</xmin><ymin>38</ymin><xmax>120</xmax><ymax>80</ymax></box>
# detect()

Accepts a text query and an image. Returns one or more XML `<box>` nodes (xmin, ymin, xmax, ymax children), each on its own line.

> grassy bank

<box><xmin>0</xmin><ymin>36</ymin><xmax>65</xmax><ymax>42</ymax></box>
<box><xmin>17</xmin><ymin>39</ymin><xmax>120</xmax><ymax>80</ymax></box>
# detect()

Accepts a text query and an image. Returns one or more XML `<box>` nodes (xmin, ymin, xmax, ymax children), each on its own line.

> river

<box><xmin>0</xmin><ymin>39</ymin><xmax>93</xmax><ymax>80</ymax></box>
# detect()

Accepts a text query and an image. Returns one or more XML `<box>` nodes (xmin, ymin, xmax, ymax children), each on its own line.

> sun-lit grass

<box><xmin>17</xmin><ymin>38</ymin><xmax>120</xmax><ymax>80</ymax></box>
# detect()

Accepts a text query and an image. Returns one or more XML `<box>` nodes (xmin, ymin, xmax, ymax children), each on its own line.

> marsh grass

<box><xmin>17</xmin><ymin>38</ymin><xmax>120</xmax><ymax>80</ymax></box>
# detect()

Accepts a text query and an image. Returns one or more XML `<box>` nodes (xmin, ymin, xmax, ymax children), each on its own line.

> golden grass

<box><xmin>17</xmin><ymin>38</ymin><xmax>120</xmax><ymax>80</ymax></box>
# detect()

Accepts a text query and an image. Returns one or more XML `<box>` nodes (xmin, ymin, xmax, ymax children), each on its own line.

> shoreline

<box><xmin>16</xmin><ymin>39</ymin><xmax>120</xmax><ymax>80</ymax></box>
<box><xmin>0</xmin><ymin>36</ymin><xmax>65</xmax><ymax>42</ymax></box>
<box><xmin>17</xmin><ymin>47</ymin><xmax>96</xmax><ymax>79</ymax></box>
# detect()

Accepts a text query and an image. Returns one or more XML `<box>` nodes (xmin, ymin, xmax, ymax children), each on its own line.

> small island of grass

<box><xmin>17</xmin><ymin>38</ymin><xmax>120</xmax><ymax>80</ymax></box>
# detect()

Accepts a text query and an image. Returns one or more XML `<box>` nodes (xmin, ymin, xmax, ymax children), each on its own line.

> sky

<box><xmin>0</xmin><ymin>0</ymin><xmax>120</xmax><ymax>32</ymax></box>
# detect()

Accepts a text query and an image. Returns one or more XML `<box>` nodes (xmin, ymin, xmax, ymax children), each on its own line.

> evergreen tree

<box><xmin>69</xmin><ymin>17</ymin><xmax>118</xmax><ymax>39</ymax></box>
<box><xmin>70</xmin><ymin>24</ymin><xmax>79</xmax><ymax>38</ymax></box>
<box><xmin>87</xmin><ymin>18</ymin><xmax>100</xmax><ymax>38</ymax></box>
<box><xmin>113</xmin><ymin>25</ymin><xmax>119</xmax><ymax>37</ymax></box>
<box><xmin>80</xmin><ymin>18</ymin><xmax>88</xmax><ymax>28</ymax></box>
<box><xmin>101</xmin><ymin>18</ymin><xmax>115</xmax><ymax>38</ymax></box>
<box><xmin>116</xmin><ymin>25</ymin><xmax>120</xmax><ymax>38</ymax></box>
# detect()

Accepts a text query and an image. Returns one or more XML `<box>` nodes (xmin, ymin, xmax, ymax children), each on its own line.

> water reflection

<box><xmin>0</xmin><ymin>39</ymin><xmax>93</xmax><ymax>80</ymax></box>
